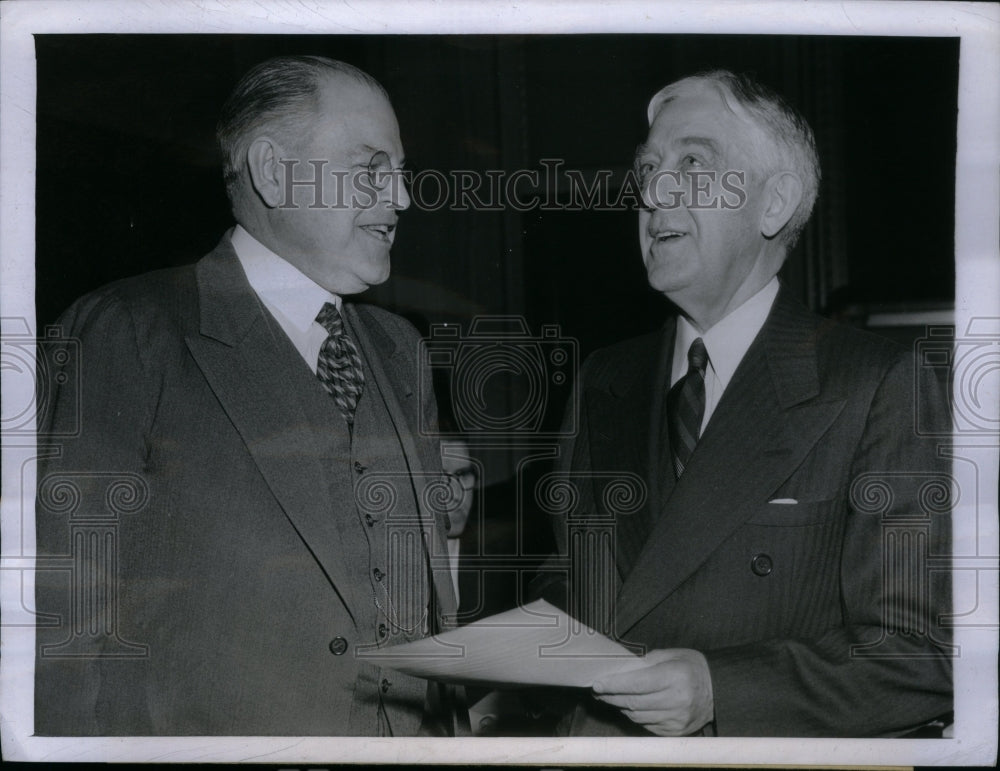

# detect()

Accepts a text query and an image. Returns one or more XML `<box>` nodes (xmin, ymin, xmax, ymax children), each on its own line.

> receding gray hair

<box><xmin>216</xmin><ymin>55</ymin><xmax>389</xmax><ymax>205</ymax></box>
<box><xmin>647</xmin><ymin>70</ymin><xmax>821</xmax><ymax>250</ymax></box>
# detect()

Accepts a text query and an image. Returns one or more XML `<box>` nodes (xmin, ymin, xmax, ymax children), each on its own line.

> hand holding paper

<box><xmin>592</xmin><ymin>648</ymin><xmax>714</xmax><ymax>736</ymax></box>
<box><xmin>359</xmin><ymin>599</ymin><xmax>646</xmax><ymax>689</ymax></box>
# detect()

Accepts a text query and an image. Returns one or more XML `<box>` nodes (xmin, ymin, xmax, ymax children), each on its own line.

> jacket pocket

<box><xmin>745</xmin><ymin>498</ymin><xmax>839</xmax><ymax>526</ymax></box>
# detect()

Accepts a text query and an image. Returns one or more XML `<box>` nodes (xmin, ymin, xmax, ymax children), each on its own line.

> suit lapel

<box><xmin>346</xmin><ymin>305</ymin><xmax>459</xmax><ymax>625</ymax></box>
<box><xmin>615</xmin><ymin>289</ymin><xmax>847</xmax><ymax>633</ymax></box>
<box><xmin>184</xmin><ymin>237</ymin><xmax>369</xmax><ymax>624</ymax></box>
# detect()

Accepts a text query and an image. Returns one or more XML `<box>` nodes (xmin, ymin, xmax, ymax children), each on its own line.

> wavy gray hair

<box><xmin>647</xmin><ymin>70</ymin><xmax>821</xmax><ymax>251</ymax></box>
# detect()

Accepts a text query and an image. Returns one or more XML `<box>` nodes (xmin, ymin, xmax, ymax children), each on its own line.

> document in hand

<box><xmin>358</xmin><ymin>599</ymin><xmax>645</xmax><ymax>688</ymax></box>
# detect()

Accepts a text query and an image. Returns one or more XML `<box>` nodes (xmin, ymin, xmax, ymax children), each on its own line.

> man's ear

<box><xmin>760</xmin><ymin>171</ymin><xmax>803</xmax><ymax>239</ymax></box>
<box><xmin>246</xmin><ymin>136</ymin><xmax>287</xmax><ymax>209</ymax></box>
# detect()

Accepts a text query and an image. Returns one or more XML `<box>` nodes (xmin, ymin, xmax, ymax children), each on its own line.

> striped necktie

<box><xmin>315</xmin><ymin>302</ymin><xmax>365</xmax><ymax>426</ymax></box>
<box><xmin>666</xmin><ymin>337</ymin><xmax>708</xmax><ymax>478</ymax></box>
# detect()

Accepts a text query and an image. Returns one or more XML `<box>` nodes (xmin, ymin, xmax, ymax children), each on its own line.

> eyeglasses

<box><xmin>444</xmin><ymin>468</ymin><xmax>477</xmax><ymax>492</ymax></box>
<box><xmin>358</xmin><ymin>150</ymin><xmax>405</xmax><ymax>191</ymax></box>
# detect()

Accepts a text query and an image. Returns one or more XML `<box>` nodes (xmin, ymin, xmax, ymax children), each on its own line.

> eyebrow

<box><xmin>674</xmin><ymin>136</ymin><xmax>721</xmax><ymax>155</ymax></box>
<box><xmin>635</xmin><ymin>136</ymin><xmax>720</xmax><ymax>160</ymax></box>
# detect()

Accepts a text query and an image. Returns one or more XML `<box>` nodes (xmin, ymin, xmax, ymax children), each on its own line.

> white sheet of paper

<box><xmin>358</xmin><ymin>599</ymin><xmax>645</xmax><ymax>688</ymax></box>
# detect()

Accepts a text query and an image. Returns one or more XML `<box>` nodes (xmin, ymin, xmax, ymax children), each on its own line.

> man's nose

<box><xmin>383</xmin><ymin>169</ymin><xmax>410</xmax><ymax>211</ymax></box>
<box><xmin>642</xmin><ymin>168</ymin><xmax>685</xmax><ymax>211</ymax></box>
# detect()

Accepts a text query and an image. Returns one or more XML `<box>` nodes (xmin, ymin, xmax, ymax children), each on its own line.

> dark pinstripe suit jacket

<box><xmin>540</xmin><ymin>286</ymin><xmax>952</xmax><ymax>736</ymax></box>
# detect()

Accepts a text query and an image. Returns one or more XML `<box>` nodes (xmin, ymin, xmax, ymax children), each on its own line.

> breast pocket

<box><xmin>745</xmin><ymin>498</ymin><xmax>840</xmax><ymax>527</ymax></box>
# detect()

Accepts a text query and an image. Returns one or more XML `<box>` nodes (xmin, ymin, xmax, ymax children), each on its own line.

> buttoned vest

<box><xmin>269</xmin><ymin>310</ymin><xmax>431</xmax><ymax>736</ymax></box>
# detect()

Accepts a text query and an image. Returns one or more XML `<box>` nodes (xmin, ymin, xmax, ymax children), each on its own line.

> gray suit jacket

<box><xmin>537</xmin><ymin>287</ymin><xmax>952</xmax><ymax>736</ymax></box>
<box><xmin>35</xmin><ymin>234</ymin><xmax>457</xmax><ymax>735</ymax></box>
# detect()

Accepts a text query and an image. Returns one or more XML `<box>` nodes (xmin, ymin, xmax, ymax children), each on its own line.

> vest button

<box><xmin>381</xmin><ymin>677</ymin><xmax>392</xmax><ymax>693</ymax></box>
<box><xmin>329</xmin><ymin>636</ymin><xmax>349</xmax><ymax>655</ymax></box>
<box><xmin>373</xmin><ymin>567</ymin><xmax>384</xmax><ymax>582</ymax></box>
<box><xmin>751</xmin><ymin>553</ymin><xmax>774</xmax><ymax>576</ymax></box>
<box><xmin>378</xmin><ymin>622</ymin><xmax>387</xmax><ymax>639</ymax></box>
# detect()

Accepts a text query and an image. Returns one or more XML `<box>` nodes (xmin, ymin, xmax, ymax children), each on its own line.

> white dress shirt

<box><xmin>671</xmin><ymin>277</ymin><xmax>780</xmax><ymax>433</ymax></box>
<box><xmin>231</xmin><ymin>225</ymin><xmax>341</xmax><ymax>373</ymax></box>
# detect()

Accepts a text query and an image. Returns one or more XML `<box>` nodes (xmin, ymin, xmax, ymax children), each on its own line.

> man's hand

<box><xmin>591</xmin><ymin>649</ymin><xmax>714</xmax><ymax>736</ymax></box>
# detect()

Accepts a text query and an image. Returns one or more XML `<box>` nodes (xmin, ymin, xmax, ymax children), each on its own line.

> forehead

<box><xmin>310</xmin><ymin>74</ymin><xmax>401</xmax><ymax>153</ymax></box>
<box><xmin>646</xmin><ymin>81</ymin><xmax>757</xmax><ymax>153</ymax></box>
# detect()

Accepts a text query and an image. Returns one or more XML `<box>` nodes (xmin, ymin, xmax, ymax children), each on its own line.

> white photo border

<box><xmin>1</xmin><ymin>0</ymin><xmax>997</xmax><ymax>765</ymax></box>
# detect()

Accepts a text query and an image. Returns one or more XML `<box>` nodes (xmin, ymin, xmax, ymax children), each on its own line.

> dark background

<box><xmin>32</xmin><ymin>32</ymin><xmax>960</xmax><ymax>625</ymax></box>
<box><xmin>35</xmin><ymin>34</ymin><xmax>958</xmax><ymax>351</ymax></box>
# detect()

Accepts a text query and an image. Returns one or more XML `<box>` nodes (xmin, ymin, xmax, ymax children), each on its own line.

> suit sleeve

<box><xmin>34</xmin><ymin>290</ymin><xmax>158</xmax><ymax>735</ymax></box>
<box><xmin>703</xmin><ymin>351</ymin><xmax>953</xmax><ymax>736</ymax></box>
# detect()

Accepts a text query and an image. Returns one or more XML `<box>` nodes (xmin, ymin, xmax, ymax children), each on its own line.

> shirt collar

<box><xmin>675</xmin><ymin>276</ymin><xmax>780</xmax><ymax>390</ymax></box>
<box><xmin>231</xmin><ymin>224</ymin><xmax>341</xmax><ymax>333</ymax></box>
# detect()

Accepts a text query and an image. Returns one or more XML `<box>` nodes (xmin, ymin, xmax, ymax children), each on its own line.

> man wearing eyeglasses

<box><xmin>35</xmin><ymin>56</ymin><xmax>459</xmax><ymax>736</ymax></box>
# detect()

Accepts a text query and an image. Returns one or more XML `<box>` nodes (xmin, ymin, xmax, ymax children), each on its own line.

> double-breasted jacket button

<box><xmin>329</xmin><ymin>636</ymin><xmax>349</xmax><ymax>655</ymax></box>
<box><xmin>373</xmin><ymin>567</ymin><xmax>384</xmax><ymax>582</ymax></box>
<box><xmin>750</xmin><ymin>553</ymin><xmax>774</xmax><ymax>576</ymax></box>
<box><xmin>381</xmin><ymin>677</ymin><xmax>392</xmax><ymax>693</ymax></box>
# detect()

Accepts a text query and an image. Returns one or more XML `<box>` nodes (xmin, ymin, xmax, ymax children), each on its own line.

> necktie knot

<box><xmin>687</xmin><ymin>337</ymin><xmax>709</xmax><ymax>376</ymax></box>
<box><xmin>316</xmin><ymin>302</ymin><xmax>344</xmax><ymax>336</ymax></box>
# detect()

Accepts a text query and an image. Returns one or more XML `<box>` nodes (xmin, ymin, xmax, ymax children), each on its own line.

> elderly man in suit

<box><xmin>34</xmin><ymin>55</ymin><xmax>458</xmax><ymax>735</ymax></box>
<box><xmin>535</xmin><ymin>70</ymin><xmax>952</xmax><ymax>737</ymax></box>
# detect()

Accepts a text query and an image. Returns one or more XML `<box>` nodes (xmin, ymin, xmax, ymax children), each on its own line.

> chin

<box><xmin>345</xmin><ymin>255</ymin><xmax>391</xmax><ymax>292</ymax></box>
<box><xmin>367</xmin><ymin>260</ymin><xmax>391</xmax><ymax>287</ymax></box>
<box><xmin>645</xmin><ymin>263</ymin><xmax>686</xmax><ymax>296</ymax></box>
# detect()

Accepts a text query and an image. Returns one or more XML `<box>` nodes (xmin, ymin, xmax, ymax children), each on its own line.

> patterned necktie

<box><xmin>666</xmin><ymin>337</ymin><xmax>709</xmax><ymax>478</ymax></box>
<box><xmin>315</xmin><ymin>302</ymin><xmax>365</xmax><ymax>426</ymax></box>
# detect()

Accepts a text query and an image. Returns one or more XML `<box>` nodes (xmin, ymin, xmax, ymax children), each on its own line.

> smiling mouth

<box><xmin>360</xmin><ymin>223</ymin><xmax>396</xmax><ymax>242</ymax></box>
<box><xmin>651</xmin><ymin>229</ymin><xmax>686</xmax><ymax>243</ymax></box>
